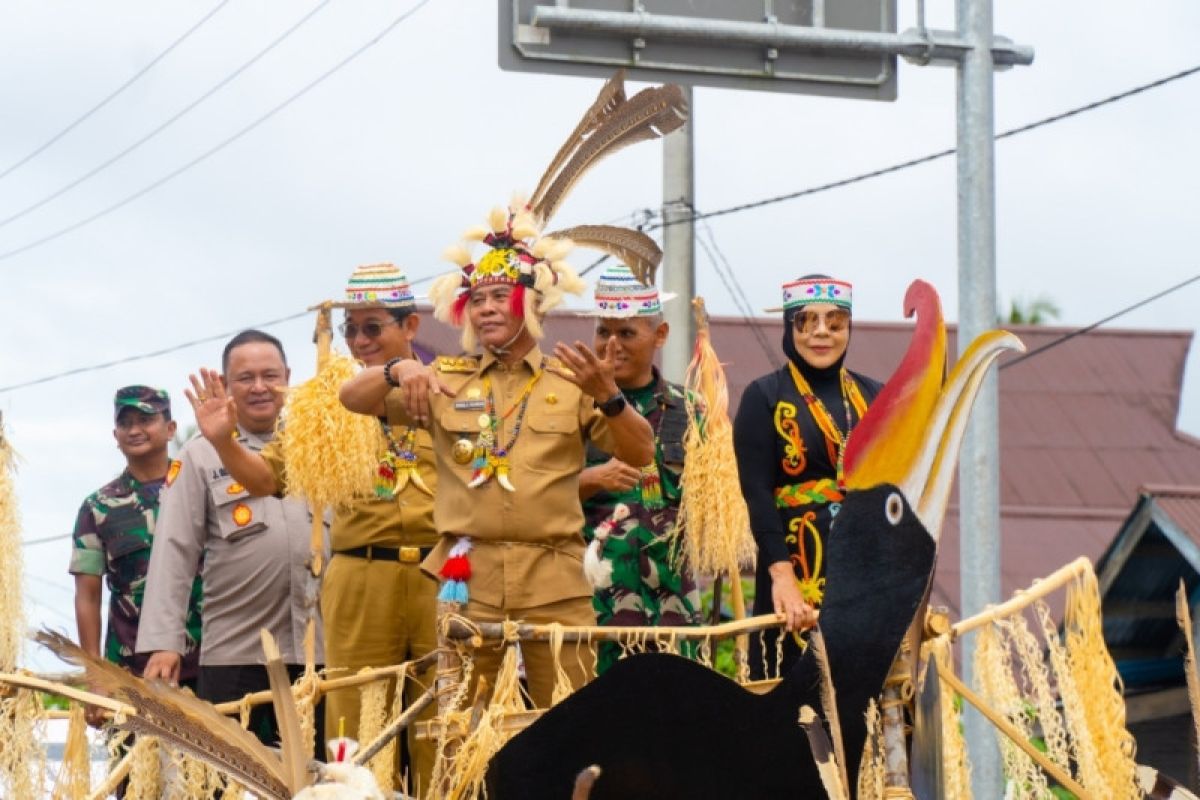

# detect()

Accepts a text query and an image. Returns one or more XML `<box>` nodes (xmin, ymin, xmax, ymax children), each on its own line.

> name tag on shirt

<box><xmin>454</xmin><ymin>400</ymin><xmax>486</xmax><ymax>411</ymax></box>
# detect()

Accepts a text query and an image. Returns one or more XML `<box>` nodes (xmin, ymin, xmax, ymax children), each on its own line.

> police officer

<box><xmin>137</xmin><ymin>330</ymin><xmax>325</xmax><ymax>749</ymax></box>
<box><xmin>70</xmin><ymin>385</ymin><xmax>202</xmax><ymax>727</ymax></box>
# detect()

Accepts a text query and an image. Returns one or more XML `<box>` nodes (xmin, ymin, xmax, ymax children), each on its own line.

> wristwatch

<box><xmin>383</xmin><ymin>356</ymin><xmax>404</xmax><ymax>389</ymax></box>
<box><xmin>595</xmin><ymin>391</ymin><xmax>627</xmax><ymax>417</ymax></box>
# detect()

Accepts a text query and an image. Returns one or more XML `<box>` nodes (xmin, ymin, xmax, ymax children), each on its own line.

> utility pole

<box><xmin>661</xmin><ymin>85</ymin><xmax>695</xmax><ymax>384</ymax></box>
<box><xmin>956</xmin><ymin>0</ymin><xmax>1003</xmax><ymax>793</ymax></box>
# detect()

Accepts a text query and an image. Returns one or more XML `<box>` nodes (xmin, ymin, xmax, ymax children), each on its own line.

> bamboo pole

<box><xmin>728</xmin><ymin>565</ymin><xmax>749</xmax><ymax>675</ymax></box>
<box><xmin>353</xmin><ymin>683</ymin><xmax>438</xmax><ymax>766</ymax></box>
<box><xmin>935</xmin><ymin>657</ymin><xmax>1092</xmax><ymax>799</ymax></box>
<box><xmin>951</xmin><ymin>557</ymin><xmax>1091</xmax><ymax>639</ymax></box>
<box><xmin>0</xmin><ymin>672</ymin><xmax>134</xmax><ymax>716</ymax></box>
<box><xmin>87</xmin><ymin>738</ymin><xmax>144</xmax><ymax>800</ymax></box>
<box><xmin>442</xmin><ymin>612</ymin><xmax>789</xmax><ymax>644</ymax></box>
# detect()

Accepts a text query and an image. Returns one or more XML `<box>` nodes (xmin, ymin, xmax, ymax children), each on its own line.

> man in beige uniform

<box><xmin>187</xmin><ymin>265</ymin><xmax>437</xmax><ymax>791</ymax></box>
<box><xmin>341</xmin><ymin>213</ymin><xmax>654</xmax><ymax>708</ymax></box>
<box><xmin>139</xmin><ymin>330</ymin><xmax>324</xmax><ymax>749</ymax></box>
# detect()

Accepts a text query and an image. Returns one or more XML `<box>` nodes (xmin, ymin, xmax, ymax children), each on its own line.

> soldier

<box><xmin>187</xmin><ymin>265</ymin><xmax>438</xmax><ymax>792</ymax></box>
<box><xmin>340</xmin><ymin>211</ymin><xmax>655</xmax><ymax>709</ymax></box>
<box><xmin>577</xmin><ymin>265</ymin><xmax>702</xmax><ymax>674</ymax></box>
<box><xmin>70</xmin><ymin>385</ymin><xmax>202</xmax><ymax>727</ymax></box>
<box><xmin>137</xmin><ymin>330</ymin><xmax>325</xmax><ymax>749</ymax></box>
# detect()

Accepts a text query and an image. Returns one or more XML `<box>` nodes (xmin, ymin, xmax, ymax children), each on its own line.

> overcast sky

<box><xmin>3</xmin><ymin>1</ymin><xmax>1198</xmax><ymax>670</ymax></box>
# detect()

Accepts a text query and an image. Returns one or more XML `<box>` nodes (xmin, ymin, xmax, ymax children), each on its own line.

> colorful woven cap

<box><xmin>766</xmin><ymin>276</ymin><xmax>853</xmax><ymax>313</ymax></box>
<box><xmin>114</xmin><ymin>385</ymin><xmax>170</xmax><ymax>421</ymax></box>
<box><xmin>335</xmin><ymin>263</ymin><xmax>416</xmax><ymax>309</ymax></box>
<box><xmin>589</xmin><ymin>264</ymin><xmax>675</xmax><ymax>318</ymax></box>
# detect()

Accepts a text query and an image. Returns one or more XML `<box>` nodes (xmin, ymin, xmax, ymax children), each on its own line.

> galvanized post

<box><xmin>955</xmin><ymin>0</ymin><xmax>1003</xmax><ymax>795</ymax></box>
<box><xmin>661</xmin><ymin>84</ymin><xmax>696</xmax><ymax>384</ymax></box>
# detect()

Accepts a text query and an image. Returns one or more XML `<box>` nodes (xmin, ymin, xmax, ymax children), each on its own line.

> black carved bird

<box><xmin>486</xmin><ymin>280</ymin><xmax>1023</xmax><ymax>799</ymax></box>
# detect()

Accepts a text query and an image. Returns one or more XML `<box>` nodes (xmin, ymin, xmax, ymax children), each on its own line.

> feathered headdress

<box><xmin>430</xmin><ymin>70</ymin><xmax>686</xmax><ymax>351</ymax></box>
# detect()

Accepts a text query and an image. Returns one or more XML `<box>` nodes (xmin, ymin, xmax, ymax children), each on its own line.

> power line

<box><xmin>0</xmin><ymin>0</ymin><xmax>232</xmax><ymax>183</ymax></box>
<box><xmin>21</xmin><ymin>533</ymin><xmax>73</xmax><ymax>547</ymax></box>
<box><xmin>0</xmin><ymin>0</ymin><xmax>435</xmax><ymax>263</ymax></box>
<box><xmin>0</xmin><ymin>310</ymin><xmax>309</xmax><ymax>394</ymax></box>
<box><xmin>647</xmin><ymin>62</ymin><xmax>1200</xmax><ymax>231</ymax></box>
<box><xmin>0</xmin><ymin>0</ymin><xmax>333</xmax><ymax>231</ymax></box>
<box><xmin>1000</xmin><ymin>272</ymin><xmax>1200</xmax><ymax>370</ymax></box>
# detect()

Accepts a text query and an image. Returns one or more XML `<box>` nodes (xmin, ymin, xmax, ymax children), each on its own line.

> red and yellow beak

<box><xmin>842</xmin><ymin>280</ymin><xmax>1025</xmax><ymax>541</ymax></box>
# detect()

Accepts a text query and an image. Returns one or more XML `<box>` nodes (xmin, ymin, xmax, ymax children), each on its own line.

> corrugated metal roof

<box><xmin>413</xmin><ymin>309</ymin><xmax>1200</xmax><ymax>620</ymax></box>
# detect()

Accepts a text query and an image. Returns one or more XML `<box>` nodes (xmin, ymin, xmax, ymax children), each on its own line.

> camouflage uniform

<box><xmin>70</xmin><ymin>467</ymin><xmax>202</xmax><ymax>678</ymax></box>
<box><xmin>583</xmin><ymin>372</ymin><xmax>702</xmax><ymax>674</ymax></box>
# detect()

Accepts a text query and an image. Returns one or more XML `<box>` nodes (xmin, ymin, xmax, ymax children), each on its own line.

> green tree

<box><xmin>1004</xmin><ymin>295</ymin><xmax>1061</xmax><ymax>325</ymax></box>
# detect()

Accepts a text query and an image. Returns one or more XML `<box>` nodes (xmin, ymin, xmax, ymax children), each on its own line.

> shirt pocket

<box><xmin>439</xmin><ymin>409</ymin><xmax>483</xmax><ymax>475</ymax></box>
<box><xmin>208</xmin><ymin>475</ymin><xmax>268</xmax><ymax>541</ymax></box>
<box><xmin>525</xmin><ymin>411</ymin><xmax>583</xmax><ymax>473</ymax></box>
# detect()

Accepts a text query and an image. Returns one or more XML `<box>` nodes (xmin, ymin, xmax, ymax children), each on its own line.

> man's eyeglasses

<box><xmin>793</xmin><ymin>308</ymin><xmax>851</xmax><ymax>334</ymax></box>
<box><xmin>339</xmin><ymin>319</ymin><xmax>400</xmax><ymax>339</ymax></box>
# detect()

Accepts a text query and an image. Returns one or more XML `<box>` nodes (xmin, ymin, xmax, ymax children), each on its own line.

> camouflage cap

<box><xmin>113</xmin><ymin>385</ymin><xmax>170</xmax><ymax>421</ymax></box>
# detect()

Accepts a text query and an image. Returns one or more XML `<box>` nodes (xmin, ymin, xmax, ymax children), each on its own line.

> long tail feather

<box><xmin>36</xmin><ymin>630</ymin><xmax>293</xmax><ymax>800</ymax></box>
<box><xmin>808</xmin><ymin>628</ymin><xmax>850</xmax><ymax>794</ymax></box>
<box><xmin>542</xmin><ymin>225</ymin><xmax>662</xmax><ymax>286</ymax></box>
<box><xmin>529</xmin><ymin>71</ymin><xmax>627</xmax><ymax>212</ymax></box>
<box><xmin>532</xmin><ymin>83</ymin><xmax>687</xmax><ymax>226</ymax></box>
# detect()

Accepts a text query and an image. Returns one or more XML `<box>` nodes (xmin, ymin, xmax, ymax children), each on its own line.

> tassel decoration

<box><xmin>584</xmin><ymin>504</ymin><xmax>630</xmax><ymax>589</ymax></box>
<box><xmin>437</xmin><ymin>537</ymin><xmax>473</xmax><ymax>604</ymax></box>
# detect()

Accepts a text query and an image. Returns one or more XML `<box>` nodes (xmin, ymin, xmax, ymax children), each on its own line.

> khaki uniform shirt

<box><xmin>259</xmin><ymin>391</ymin><xmax>438</xmax><ymax>551</ymax></box>
<box><xmin>415</xmin><ymin>346</ymin><xmax>617</xmax><ymax>609</ymax></box>
<box><xmin>137</xmin><ymin>428</ymin><xmax>325</xmax><ymax>666</ymax></box>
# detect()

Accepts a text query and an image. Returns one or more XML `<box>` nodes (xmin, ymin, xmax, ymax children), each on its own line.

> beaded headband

<box><xmin>765</xmin><ymin>276</ymin><xmax>853</xmax><ymax>313</ymax></box>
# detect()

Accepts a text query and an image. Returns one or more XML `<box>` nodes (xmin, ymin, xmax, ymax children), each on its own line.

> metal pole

<box><xmin>955</xmin><ymin>0</ymin><xmax>1002</xmax><ymax>795</ymax></box>
<box><xmin>661</xmin><ymin>84</ymin><xmax>695</xmax><ymax>384</ymax></box>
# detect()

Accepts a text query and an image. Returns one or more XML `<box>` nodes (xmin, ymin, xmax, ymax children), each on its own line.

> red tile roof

<box><xmin>414</xmin><ymin>310</ymin><xmax>1200</xmax><ymax>618</ymax></box>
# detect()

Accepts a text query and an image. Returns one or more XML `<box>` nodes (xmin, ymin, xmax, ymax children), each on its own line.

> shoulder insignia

<box><xmin>437</xmin><ymin>356</ymin><xmax>479</xmax><ymax>374</ymax></box>
<box><xmin>165</xmin><ymin>459</ymin><xmax>182</xmax><ymax>488</ymax></box>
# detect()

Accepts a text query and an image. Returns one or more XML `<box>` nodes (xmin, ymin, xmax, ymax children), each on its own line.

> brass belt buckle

<box><xmin>399</xmin><ymin>545</ymin><xmax>421</xmax><ymax>564</ymax></box>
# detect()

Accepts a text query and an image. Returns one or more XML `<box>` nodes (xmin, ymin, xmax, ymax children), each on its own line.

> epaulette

<box><xmin>436</xmin><ymin>355</ymin><xmax>479</xmax><ymax>374</ymax></box>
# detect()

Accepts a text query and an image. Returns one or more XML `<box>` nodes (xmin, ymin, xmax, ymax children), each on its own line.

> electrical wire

<box><xmin>0</xmin><ymin>0</ymin><xmax>233</xmax><ymax>183</ymax></box>
<box><xmin>21</xmin><ymin>533</ymin><xmax>73</xmax><ymax>547</ymax></box>
<box><xmin>0</xmin><ymin>0</ymin><xmax>435</xmax><ymax>263</ymax></box>
<box><xmin>0</xmin><ymin>310</ymin><xmax>309</xmax><ymax>394</ymax></box>
<box><xmin>1000</xmin><ymin>272</ymin><xmax>1200</xmax><ymax>370</ymax></box>
<box><xmin>0</xmin><ymin>0</ymin><xmax>334</xmax><ymax>231</ymax></box>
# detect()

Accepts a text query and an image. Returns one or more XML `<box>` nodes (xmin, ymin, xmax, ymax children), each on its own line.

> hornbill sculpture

<box><xmin>486</xmin><ymin>280</ymin><xmax>1023</xmax><ymax>799</ymax></box>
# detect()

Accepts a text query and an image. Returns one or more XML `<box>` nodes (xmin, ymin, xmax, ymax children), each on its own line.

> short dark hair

<box><xmin>222</xmin><ymin>329</ymin><xmax>288</xmax><ymax>373</ymax></box>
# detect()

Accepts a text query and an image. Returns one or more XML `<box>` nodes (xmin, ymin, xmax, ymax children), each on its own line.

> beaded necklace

<box><xmin>467</xmin><ymin>366</ymin><xmax>544</xmax><ymax>491</ymax></box>
<box><xmin>376</xmin><ymin>421</ymin><xmax>432</xmax><ymax>498</ymax></box>
<box><xmin>785</xmin><ymin>361</ymin><xmax>868</xmax><ymax>486</ymax></box>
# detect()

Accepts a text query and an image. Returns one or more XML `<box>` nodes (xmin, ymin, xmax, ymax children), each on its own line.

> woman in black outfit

<box><xmin>733</xmin><ymin>274</ymin><xmax>883</xmax><ymax>677</ymax></box>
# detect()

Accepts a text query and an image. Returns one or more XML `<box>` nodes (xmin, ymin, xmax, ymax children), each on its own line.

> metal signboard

<box><xmin>500</xmin><ymin>1</ymin><xmax>899</xmax><ymax>101</ymax></box>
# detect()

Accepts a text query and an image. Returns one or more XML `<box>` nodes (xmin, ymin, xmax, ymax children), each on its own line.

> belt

<box><xmin>333</xmin><ymin>545</ymin><xmax>433</xmax><ymax>564</ymax></box>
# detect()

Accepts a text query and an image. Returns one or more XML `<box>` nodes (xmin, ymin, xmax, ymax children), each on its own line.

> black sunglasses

<box><xmin>338</xmin><ymin>319</ymin><xmax>400</xmax><ymax>339</ymax></box>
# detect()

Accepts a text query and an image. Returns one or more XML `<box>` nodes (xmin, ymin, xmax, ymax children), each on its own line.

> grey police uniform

<box><xmin>137</xmin><ymin>427</ymin><xmax>325</xmax><ymax>666</ymax></box>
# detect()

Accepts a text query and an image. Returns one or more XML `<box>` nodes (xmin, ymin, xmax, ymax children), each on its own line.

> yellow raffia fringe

<box><xmin>126</xmin><ymin>735</ymin><xmax>163</xmax><ymax>800</ymax></box>
<box><xmin>929</xmin><ymin>638</ymin><xmax>971</xmax><ymax>798</ymax></box>
<box><xmin>0</xmin><ymin>418</ymin><xmax>23</xmax><ymax>673</ymax></box>
<box><xmin>1006</xmin><ymin>609</ymin><xmax>1071</xmax><ymax>776</ymax></box>
<box><xmin>677</xmin><ymin>305</ymin><xmax>756</xmax><ymax>577</ymax></box>
<box><xmin>1</xmin><ymin>688</ymin><xmax>46</xmax><ymax>798</ymax></box>
<box><xmin>358</xmin><ymin>671</ymin><xmax>394</xmax><ymax>793</ymax></box>
<box><xmin>974</xmin><ymin>620</ymin><xmax>1049</xmax><ymax>798</ymax></box>
<box><xmin>856</xmin><ymin>697</ymin><xmax>886</xmax><ymax>800</ymax></box>
<box><xmin>165</xmin><ymin>746</ymin><xmax>222</xmax><ymax>800</ymax></box>
<box><xmin>1061</xmin><ymin>572</ymin><xmax>1139</xmax><ymax>798</ymax></box>
<box><xmin>294</xmin><ymin>669</ymin><xmax>321</xmax><ymax>764</ymax></box>
<box><xmin>278</xmin><ymin>351</ymin><xmax>381</xmax><ymax>509</ymax></box>
<box><xmin>435</xmin><ymin>630</ymin><xmax>527</xmax><ymax>800</ymax></box>
<box><xmin>51</xmin><ymin>703</ymin><xmax>91</xmax><ymax>800</ymax></box>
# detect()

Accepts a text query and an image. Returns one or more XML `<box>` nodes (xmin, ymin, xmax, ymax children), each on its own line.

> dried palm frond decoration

<box><xmin>1177</xmin><ymin>581</ymin><xmax>1200</xmax><ymax>781</ymax></box>
<box><xmin>430</xmin><ymin>70</ymin><xmax>685</xmax><ymax>351</ymax></box>
<box><xmin>36</xmin><ymin>630</ymin><xmax>296</xmax><ymax>800</ymax></box>
<box><xmin>967</xmin><ymin>567</ymin><xmax>1140</xmax><ymax>799</ymax></box>
<box><xmin>0</xmin><ymin>415</ymin><xmax>45</xmax><ymax>799</ymax></box>
<box><xmin>278</xmin><ymin>350</ymin><xmax>380</xmax><ymax>510</ymax></box>
<box><xmin>50</xmin><ymin>703</ymin><xmax>91</xmax><ymax>800</ymax></box>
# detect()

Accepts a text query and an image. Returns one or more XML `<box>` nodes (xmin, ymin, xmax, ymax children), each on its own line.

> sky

<box><xmin>2</xmin><ymin>0</ymin><xmax>1198</xmax><ymax>671</ymax></box>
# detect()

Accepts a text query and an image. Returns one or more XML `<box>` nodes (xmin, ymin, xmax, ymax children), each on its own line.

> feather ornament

<box><xmin>531</xmin><ymin>83</ymin><xmax>687</xmax><ymax>226</ymax></box>
<box><xmin>35</xmin><ymin>630</ymin><xmax>293</xmax><ymax>800</ymax></box>
<box><xmin>462</xmin><ymin>225</ymin><xmax>490</xmax><ymax>242</ymax></box>
<box><xmin>443</xmin><ymin>245</ymin><xmax>472</xmax><ymax>268</ymax></box>
<box><xmin>808</xmin><ymin>629</ymin><xmax>850</xmax><ymax>794</ymax></box>
<box><xmin>584</xmin><ymin>503</ymin><xmax>630</xmax><ymax>589</ymax></box>
<box><xmin>544</xmin><ymin>225</ymin><xmax>663</xmax><ymax>286</ymax></box>
<box><xmin>488</xmin><ymin>206</ymin><xmax>509</xmax><ymax>234</ymax></box>
<box><xmin>529</xmin><ymin>70</ymin><xmax>628</xmax><ymax>210</ymax></box>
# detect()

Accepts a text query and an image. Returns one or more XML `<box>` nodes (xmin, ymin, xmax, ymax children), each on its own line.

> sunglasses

<box><xmin>793</xmin><ymin>308</ymin><xmax>851</xmax><ymax>334</ymax></box>
<box><xmin>338</xmin><ymin>319</ymin><xmax>400</xmax><ymax>339</ymax></box>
